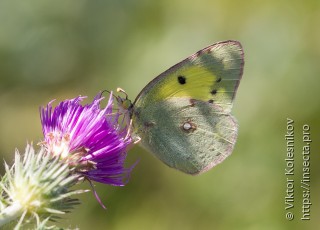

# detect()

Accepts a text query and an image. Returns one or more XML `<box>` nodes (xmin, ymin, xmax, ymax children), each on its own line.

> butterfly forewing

<box><xmin>133</xmin><ymin>40</ymin><xmax>244</xmax><ymax>113</ymax></box>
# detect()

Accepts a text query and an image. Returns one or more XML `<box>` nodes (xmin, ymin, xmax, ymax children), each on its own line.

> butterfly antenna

<box><xmin>100</xmin><ymin>89</ymin><xmax>118</xmax><ymax>100</ymax></box>
<box><xmin>100</xmin><ymin>89</ymin><xmax>125</xmax><ymax>113</ymax></box>
<box><xmin>117</xmin><ymin>87</ymin><xmax>128</xmax><ymax>100</ymax></box>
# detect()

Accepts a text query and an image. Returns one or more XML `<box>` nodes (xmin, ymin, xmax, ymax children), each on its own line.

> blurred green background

<box><xmin>0</xmin><ymin>0</ymin><xmax>319</xmax><ymax>229</ymax></box>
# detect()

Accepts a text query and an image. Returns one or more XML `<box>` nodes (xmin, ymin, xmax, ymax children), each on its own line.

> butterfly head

<box><xmin>115</xmin><ymin>88</ymin><xmax>142</xmax><ymax>144</ymax></box>
<box><xmin>116</xmin><ymin>88</ymin><xmax>134</xmax><ymax>118</ymax></box>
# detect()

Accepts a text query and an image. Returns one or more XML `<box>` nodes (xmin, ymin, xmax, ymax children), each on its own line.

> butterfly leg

<box><xmin>133</xmin><ymin>136</ymin><xmax>141</xmax><ymax>144</ymax></box>
<box><xmin>125</xmin><ymin>119</ymin><xmax>133</xmax><ymax>140</ymax></box>
<box><xmin>125</xmin><ymin>119</ymin><xmax>141</xmax><ymax>144</ymax></box>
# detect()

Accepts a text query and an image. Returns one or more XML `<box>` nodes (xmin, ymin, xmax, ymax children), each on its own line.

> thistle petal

<box><xmin>40</xmin><ymin>92</ymin><xmax>135</xmax><ymax>186</ymax></box>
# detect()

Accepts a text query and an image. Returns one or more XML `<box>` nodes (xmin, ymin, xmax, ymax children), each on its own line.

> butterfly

<box><xmin>118</xmin><ymin>40</ymin><xmax>244</xmax><ymax>175</ymax></box>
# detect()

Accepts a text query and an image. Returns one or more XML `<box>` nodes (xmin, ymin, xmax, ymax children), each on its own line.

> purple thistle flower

<box><xmin>40</xmin><ymin>93</ymin><xmax>134</xmax><ymax>186</ymax></box>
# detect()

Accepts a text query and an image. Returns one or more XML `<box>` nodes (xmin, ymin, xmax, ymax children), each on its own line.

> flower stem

<box><xmin>0</xmin><ymin>202</ymin><xmax>23</xmax><ymax>227</ymax></box>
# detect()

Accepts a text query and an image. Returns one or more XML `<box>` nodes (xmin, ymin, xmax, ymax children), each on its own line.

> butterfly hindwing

<box><xmin>133</xmin><ymin>98</ymin><xmax>238</xmax><ymax>174</ymax></box>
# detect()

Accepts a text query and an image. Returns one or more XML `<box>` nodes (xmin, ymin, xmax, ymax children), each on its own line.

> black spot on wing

<box><xmin>208</xmin><ymin>99</ymin><xmax>214</xmax><ymax>104</ymax></box>
<box><xmin>189</xmin><ymin>99</ymin><xmax>196</xmax><ymax>107</ymax></box>
<box><xmin>195</xmin><ymin>50</ymin><xmax>202</xmax><ymax>57</ymax></box>
<box><xmin>144</xmin><ymin>121</ymin><xmax>155</xmax><ymax>127</ymax></box>
<box><xmin>177</xmin><ymin>75</ymin><xmax>186</xmax><ymax>84</ymax></box>
<box><xmin>210</xmin><ymin>89</ymin><xmax>217</xmax><ymax>95</ymax></box>
<box><xmin>216</xmin><ymin>77</ymin><xmax>222</xmax><ymax>83</ymax></box>
<box><xmin>194</xmin><ymin>48</ymin><xmax>212</xmax><ymax>59</ymax></box>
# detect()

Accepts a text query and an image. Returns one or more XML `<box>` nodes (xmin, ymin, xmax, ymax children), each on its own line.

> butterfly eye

<box><xmin>121</xmin><ymin>99</ymin><xmax>132</xmax><ymax>110</ymax></box>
